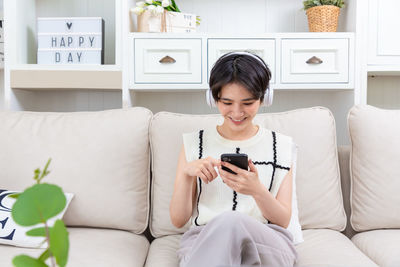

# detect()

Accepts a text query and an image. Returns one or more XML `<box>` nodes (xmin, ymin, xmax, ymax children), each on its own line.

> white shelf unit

<box><xmin>3</xmin><ymin>0</ymin><xmax>124</xmax><ymax>111</ymax></box>
<box><xmin>356</xmin><ymin>0</ymin><xmax>400</xmax><ymax>109</ymax></box>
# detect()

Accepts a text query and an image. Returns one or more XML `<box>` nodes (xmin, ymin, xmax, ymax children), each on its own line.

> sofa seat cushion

<box><xmin>145</xmin><ymin>235</ymin><xmax>181</xmax><ymax>267</ymax></box>
<box><xmin>352</xmin><ymin>230</ymin><xmax>400</xmax><ymax>267</ymax></box>
<box><xmin>296</xmin><ymin>229</ymin><xmax>378</xmax><ymax>267</ymax></box>
<box><xmin>144</xmin><ymin>230</ymin><xmax>377</xmax><ymax>267</ymax></box>
<box><xmin>150</xmin><ymin>107</ymin><xmax>346</xmax><ymax>237</ymax></box>
<box><xmin>0</xmin><ymin>108</ymin><xmax>152</xmax><ymax>233</ymax></box>
<box><xmin>0</xmin><ymin>227</ymin><xmax>149</xmax><ymax>267</ymax></box>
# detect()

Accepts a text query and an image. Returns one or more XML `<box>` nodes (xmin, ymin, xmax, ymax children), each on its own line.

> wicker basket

<box><xmin>306</xmin><ymin>5</ymin><xmax>340</xmax><ymax>32</ymax></box>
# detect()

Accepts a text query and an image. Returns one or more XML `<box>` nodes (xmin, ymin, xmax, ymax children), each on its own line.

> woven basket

<box><xmin>306</xmin><ymin>5</ymin><xmax>340</xmax><ymax>32</ymax></box>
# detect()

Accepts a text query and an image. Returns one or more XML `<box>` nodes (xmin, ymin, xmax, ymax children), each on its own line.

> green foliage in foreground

<box><xmin>11</xmin><ymin>159</ymin><xmax>70</xmax><ymax>267</ymax></box>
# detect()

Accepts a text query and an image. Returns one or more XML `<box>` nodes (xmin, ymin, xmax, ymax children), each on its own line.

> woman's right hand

<box><xmin>184</xmin><ymin>156</ymin><xmax>221</xmax><ymax>184</ymax></box>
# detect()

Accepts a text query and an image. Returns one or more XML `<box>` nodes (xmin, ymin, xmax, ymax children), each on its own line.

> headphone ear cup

<box><xmin>262</xmin><ymin>87</ymin><xmax>273</xmax><ymax>107</ymax></box>
<box><xmin>206</xmin><ymin>89</ymin><xmax>217</xmax><ymax>108</ymax></box>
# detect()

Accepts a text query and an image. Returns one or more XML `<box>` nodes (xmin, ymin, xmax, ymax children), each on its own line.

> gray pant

<box><xmin>177</xmin><ymin>211</ymin><xmax>297</xmax><ymax>267</ymax></box>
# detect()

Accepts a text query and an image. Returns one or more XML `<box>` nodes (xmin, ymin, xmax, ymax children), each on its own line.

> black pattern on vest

<box><xmin>253</xmin><ymin>131</ymin><xmax>290</xmax><ymax>192</ymax></box>
<box><xmin>195</xmin><ymin>130</ymin><xmax>291</xmax><ymax>225</ymax></box>
<box><xmin>252</xmin><ymin>131</ymin><xmax>289</xmax><ymax>224</ymax></box>
<box><xmin>232</xmin><ymin>147</ymin><xmax>241</xmax><ymax>211</ymax></box>
<box><xmin>194</xmin><ymin>130</ymin><xmax>204</xmax><ymax>226</ymax></box>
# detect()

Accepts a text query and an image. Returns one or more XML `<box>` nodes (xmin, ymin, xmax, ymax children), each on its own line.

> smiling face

<box><xmin>217</xmin><ymin>82</ymin><xmax>261</xmax><ymax>137</ymax></box>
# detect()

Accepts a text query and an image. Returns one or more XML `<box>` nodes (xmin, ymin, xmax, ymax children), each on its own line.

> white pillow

<box><xmin>286</xmin><ymin>142</ymin><xmax>304</xmax><ymax>245</ymax></box>
<box><xmin>0</xmin><ymin>189</ymin><xmax>74</xmax><ymax>248</ymax></box>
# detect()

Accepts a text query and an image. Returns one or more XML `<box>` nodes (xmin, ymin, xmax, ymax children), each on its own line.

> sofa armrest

<box><xmin>338</xmin><ymin>145</ymin><xmax>357</xmax><ymax>239</ymax></box>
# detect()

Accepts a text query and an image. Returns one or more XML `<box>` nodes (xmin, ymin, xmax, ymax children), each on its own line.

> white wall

<box><xmin>368</xmin><ymin>76</ymin><xmax>400</xmax><ymax>109</ymax></box>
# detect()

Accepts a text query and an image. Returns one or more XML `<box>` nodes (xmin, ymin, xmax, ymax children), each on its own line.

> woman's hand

<box><xmin>218</xmin><ymin>159</ymin><xmax>262</xmax><ymax>196</ymax></box>
<box><xmin>184</xmin><ymin>156</ymin><xmax>221</xmax><ymax>184</ymax></box>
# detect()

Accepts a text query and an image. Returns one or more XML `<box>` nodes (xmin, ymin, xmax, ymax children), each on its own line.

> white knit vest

<box><xmin>183</xmin><ymin>125</ymin><xmax>294</xmax><ymax>226</ymax></box>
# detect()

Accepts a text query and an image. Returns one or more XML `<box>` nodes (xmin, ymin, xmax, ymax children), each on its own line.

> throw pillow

<box><xmin>0</xmin><ymin>189</ymin><xmax>74</xmax><ymax>248</ymax></box>
<box><xmin>348</xmin><ymin>105</ymin><xmax>400</xmax><ymax>230</ymax></box>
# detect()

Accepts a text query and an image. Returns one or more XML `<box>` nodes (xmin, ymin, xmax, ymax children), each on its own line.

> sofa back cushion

<box><xmin>348</xmin><ymin>105</ymin><xmax>400</xmax><ymax>231</ymax></box>
<box><xmin>0</xmin><ymin>108</ymin><xmax>152</xmax><ymax>233</ymax></box>
<box><xmin>150</xmin><ymin>107</ymin><xmax>346</xmax><ymax>237</ymax></box>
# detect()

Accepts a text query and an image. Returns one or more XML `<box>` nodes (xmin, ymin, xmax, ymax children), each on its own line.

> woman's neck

<box><xmin>217</xmin><ymin>123</ymin><xmax>259</xmax><ymax>141</ymax></box>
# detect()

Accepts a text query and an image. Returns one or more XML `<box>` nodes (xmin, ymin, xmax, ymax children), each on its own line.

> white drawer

<box><xmin>134</xmin><ymin>38</ymin><xmax>202</xmax><ymax>84</ymax></box>
<box><xmin>208</xmin><ymin>39</ymin><xmax>275</xmax><ymax>84</ymax></box>
<box><xmin>281</xmin><ymin>39</ymin><xmax>349</xmax><ymax>83</ymax></box>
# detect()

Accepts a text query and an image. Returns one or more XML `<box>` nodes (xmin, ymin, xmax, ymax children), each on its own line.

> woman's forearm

<box><xmin>252</xmin><ymin>186</ymin><xmax>291</xmax><ymax>228</ymax></box>
<box><xmin>170</xmin><ymin>172</ymin><xmax>196</xmax><ymax>228</ymax></box>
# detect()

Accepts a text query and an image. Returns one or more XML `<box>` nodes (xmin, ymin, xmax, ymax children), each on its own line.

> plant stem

<box><xmin>44</xmin><ymin>221</ymin><xmax>56</xmax><ymax>267</ymax></box>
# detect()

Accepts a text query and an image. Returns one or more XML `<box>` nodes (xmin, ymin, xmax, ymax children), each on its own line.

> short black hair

<box><xmin>209</xmin><ymin>52</ymin><xmax>272</xmax><ymax>103</ymax></box>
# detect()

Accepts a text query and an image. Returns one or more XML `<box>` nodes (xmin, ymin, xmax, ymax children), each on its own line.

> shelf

<box><xmin>10</xmin><ymin>65</ymin><xmax>122</xmax><ymax>90</ymax></box>
<box><xmin>368</xmin><ymin>65</ymin><xmax>400</xmax><ymax>76</ymax></box>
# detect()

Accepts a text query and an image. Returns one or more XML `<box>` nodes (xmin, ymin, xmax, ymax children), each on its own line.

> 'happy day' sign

<box><xmin>37</xmin><ymin>17</ymin><xmax>104</xmax><ymax>64</ymax></box>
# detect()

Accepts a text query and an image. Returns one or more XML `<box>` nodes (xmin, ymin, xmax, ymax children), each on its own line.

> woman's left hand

<box><xmin>218</xmin><ymin>159</ymin><xmax>262</xmax><ymax>196</ymax></box>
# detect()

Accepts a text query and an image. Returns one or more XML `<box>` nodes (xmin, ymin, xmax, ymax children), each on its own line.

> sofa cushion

<box><xmin>352</xmin><ymin>230</ymin><xmax>400</xmax><ymax>267</ymax></box>
<box><xmin>348</xmin><ymin>105</ymin><xmax>400</xmax><ymax>231</ymax></box>
<box><xmin>150</xmin><ymin>107</ymin><xmax>346</xmax><ymax>237</ymax></box>
<box><xmin>337</xmin><ymin>146</ymin><xmax>357</xmax><ymax>239</ymax></box>
<box><xmin>144</xmin><ymin>230</ymin><xmax>378</xmax><ymax>267</ymax></box>
<box><xmin>0</xmin><ymin>228</ymin><xmax>149</xmax><ymax>267</ymax></box>
<box><xmin>0</xmin><ymin>108</ymin><xmax>152</xmax><ymax>233</ymax></box>
<box><xmin>0</xmin><ymin>189</ymin><xmax>73</xmax><ymax>248</ymax></box>
<box><xmin>145</xmin><ymin>235</ymin><xmax>181</xmax><ymax>267</ymax></box>
<box><xmin>296</xmin><ymin>229</ymin><xmax>378</xmax><ymax>267</ymax></box>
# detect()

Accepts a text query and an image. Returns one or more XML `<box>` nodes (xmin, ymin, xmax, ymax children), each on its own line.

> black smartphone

<box><xmin>220</xmin><ymin>153</ymin><xmax>248</xmax><ymax>175</ymax></box>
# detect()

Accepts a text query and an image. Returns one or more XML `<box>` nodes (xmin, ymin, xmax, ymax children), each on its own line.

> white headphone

<box><xmin>206</xmin><ymin>51</ymin><xmax>274</xmax><ymax>108</ymax></box>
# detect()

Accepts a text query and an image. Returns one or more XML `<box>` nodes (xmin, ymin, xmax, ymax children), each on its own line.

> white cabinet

<box><xmin>281</xmin><ymin>38</ymin><xmax>349</xmax><ymax>84</ymax></box>
<box><xmin>368</xmin><ymin>0</ymin><xmax>400</xmax><ymax>68</ymax></box>
<box><xmin>130</xmin><ymin>33</ymin><xmax>354</xmax><ymax>90</ymax></box>
<box><xmin>207</xmin><ymin>39</ymin><xmax>276</xmax><ymax>84</ymax></box>
<box><xmin>134</xmin><ymin>38</ymin><xmax>202</xmax><ymax>84</ymax></box>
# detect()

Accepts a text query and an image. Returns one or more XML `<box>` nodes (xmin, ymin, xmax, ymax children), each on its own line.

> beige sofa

<box><xmin>0</xmin><ymin>105</ymin><xmax>398</xmax><ymax>267</ymax></box>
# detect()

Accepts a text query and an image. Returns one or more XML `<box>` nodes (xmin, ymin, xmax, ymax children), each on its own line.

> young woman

<box><xmin>170</xmin><ymin>52</ymin><xmax>298</xmax><ymax>267</ymax></box>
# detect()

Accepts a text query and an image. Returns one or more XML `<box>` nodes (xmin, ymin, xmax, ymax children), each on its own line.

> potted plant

<box><xmin>303</xmin><ymin>0</ymin><xmax>345</xmax><ymax>32</ymax></box>
<box><xmin>131</xmin><ymin>0</ymin><xmax>200</xmax><ymax>33</ymax></box>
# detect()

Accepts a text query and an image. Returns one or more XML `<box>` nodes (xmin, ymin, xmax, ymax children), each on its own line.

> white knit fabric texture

<box><xmin>183</xmin><ymin>126</ymin><xmax>293</xmax><ymax>226</ymax></box>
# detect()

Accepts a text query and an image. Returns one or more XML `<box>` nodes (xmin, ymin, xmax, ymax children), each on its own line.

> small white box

<box><xmin>37</xmin><ymin>17</ymin><xmax>103</xmax><ymax>33</ymax></box>
<box><xmin>38</xmin><ymin>33</ymin><xmax>102</xmax><ymax>49</ymax></box>
<box><xmin>137</xmin><ymin>11</ymin><xmax>196</xmax><ymax>33</ymax></box>
<box><xmin>37</xmin><ymin>49</ymin><xmax>102</xmax><ymax>64</ymax></box>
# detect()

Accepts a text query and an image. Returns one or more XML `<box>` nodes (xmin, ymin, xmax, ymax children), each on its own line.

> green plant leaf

<box><xmin>12</xmin><ymin>255</ymin><xmax>48</xmax><ymax>267</ymax></box>
<box><xmin>170</xmin><ymin>0</ymin><xmax>180</xmax><ymax>12</ymax></box>
<box><xmin>9</xmin><ymin>193</ymin><xmax>20</xmax><ymax>199</ymax></box>
<box><xmin>303</xmin><ymin>0</ymin><xmax>344</xmax><ymax>9</ymax></box>
<box><xmin>26</xmin><ymin>227</ymin><xmax>47</xmax><ymax>237</ymax></box>
<box><xmin>12</xmin><ymin>183</ymin><xmax>66</xmax><ymax>226</ymax></box>
<box><xmin>50</xmin><ymin>219</ymin><xmax>69</xmax><ymax>267</ymax></box>
<box><xmin>38</xmin><ymin>249</ymin><xmax>51</xmax><ymax>262</ymax></box>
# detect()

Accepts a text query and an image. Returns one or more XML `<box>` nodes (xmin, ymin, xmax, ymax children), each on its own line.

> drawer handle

<box><xmin>159</xmin><ymin>55</ymin><xmax>176</xmax><ymax>64</ymax></box>
<box><xmin>306</xmin><ymin>56</ymin><xmax>323</xmax><ymax>64</ymax></box>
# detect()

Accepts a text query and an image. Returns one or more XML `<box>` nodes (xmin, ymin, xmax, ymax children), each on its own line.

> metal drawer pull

<box><xmin>159</xmin><ymin>55</ymin><xmax>176</xmax><ymax>64</ymax></box>
<box><xmin>306</xmin><ymin>56</ymin><xmax>323</xmax><ymax>64</ymax></box>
